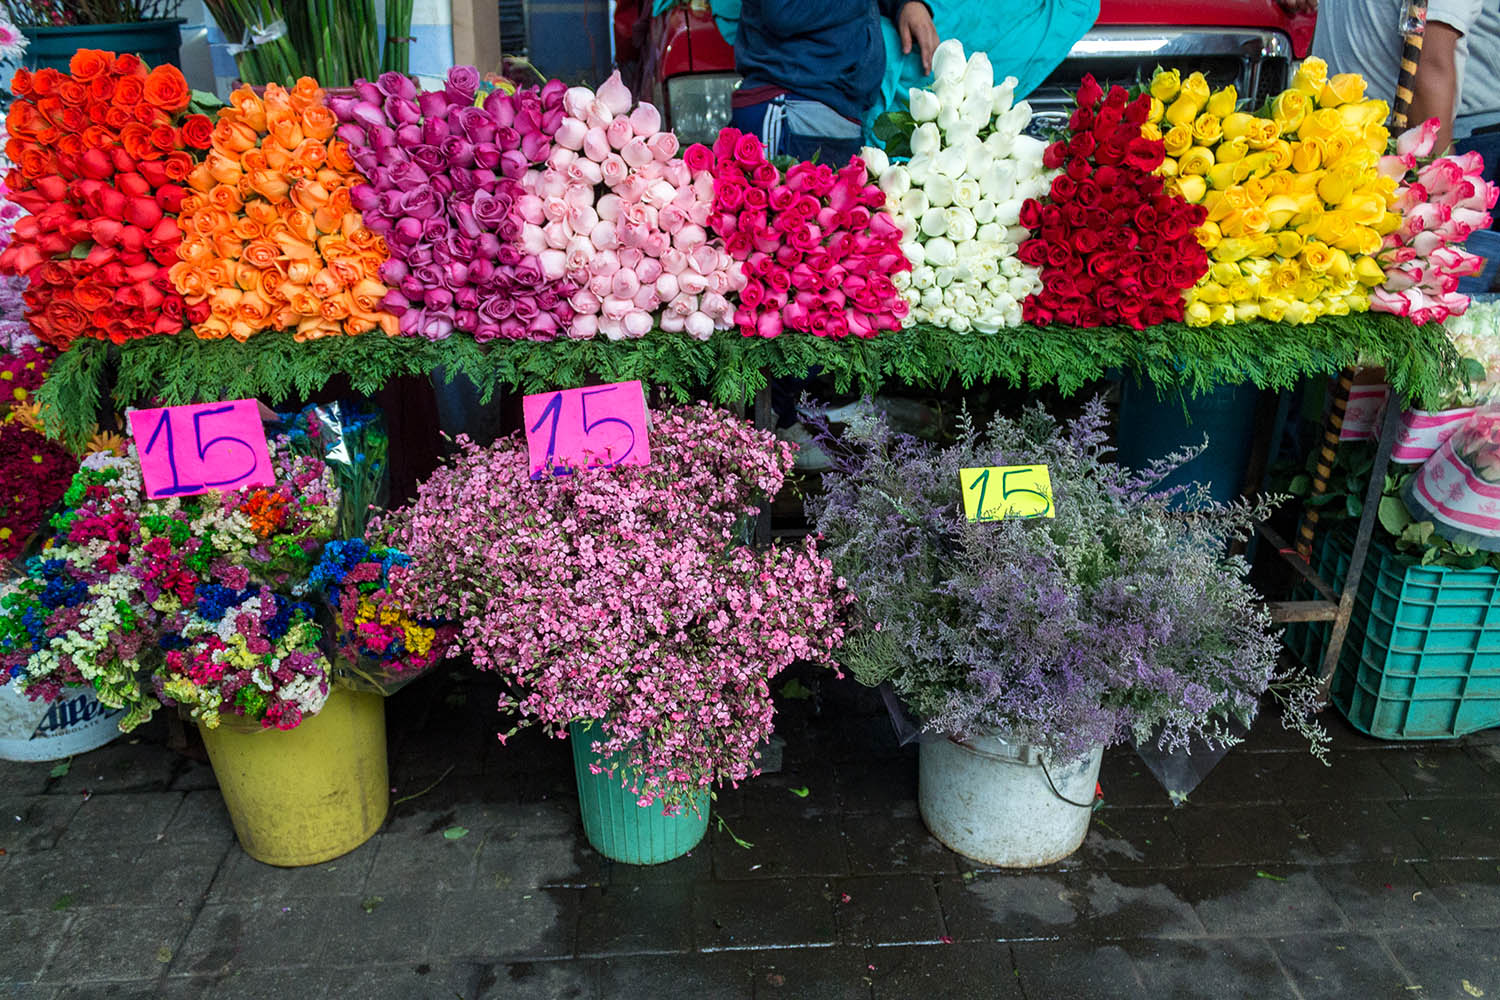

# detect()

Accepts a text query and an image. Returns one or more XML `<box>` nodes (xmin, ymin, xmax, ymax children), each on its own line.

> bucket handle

<box><xmin>953</xmin><ymin>736</ymin><xmax>1097</xmax><ymax>809</ymax></box>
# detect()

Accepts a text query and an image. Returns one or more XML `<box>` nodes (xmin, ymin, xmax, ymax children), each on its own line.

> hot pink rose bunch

<box><xmin>692</xmin><ymin>128</ymin><xmax>910</xmax><ymax>339</ymax></box>
<box><xmin>520</xmin><ymin>71</ymin><xmax>742</xmax><ymax>341</ymax></box>
<box><xmin>1374</xmin><ymin>118</ymin><xmax>1498</xmax><ymax>324</ymax></box>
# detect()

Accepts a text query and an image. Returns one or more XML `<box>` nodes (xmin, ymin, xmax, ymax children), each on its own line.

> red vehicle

<box><xmin>615</xmin><ymin>0</ymin><xmax>1315</xmax><ymax>142</ymax></box>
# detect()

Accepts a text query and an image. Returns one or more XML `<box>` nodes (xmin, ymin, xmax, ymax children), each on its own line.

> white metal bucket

<box><xmin>0</xmin><ymin>683</ymin><xmax>123</xmax><ymax>762</ymax></box>
<box><xmin>918</xmin><ymin>732</ymin><xmax>1103</xmax><ymax>867</ymax></box>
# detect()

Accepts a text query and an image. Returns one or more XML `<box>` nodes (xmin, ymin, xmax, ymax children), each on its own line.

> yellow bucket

<box><xmin>199</xmin><ymin>685</ymin><xmax>389</xmax><ymax>867</ymax></box>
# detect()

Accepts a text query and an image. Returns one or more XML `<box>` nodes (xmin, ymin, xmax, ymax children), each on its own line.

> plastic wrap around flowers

<box><xmin>331</xmin><ymin>68</ymin><xmax>580</xmax><ymax>342</ymax></box>
<box><xmin>866</xmin><ymin>40</ymin><xmax>1048</xmax><ymax>332</ymax></box>
<box><xmin>1373</xmin><ymin>119</ymin><xmax>1497</xmax><ymax>324</ymax></box>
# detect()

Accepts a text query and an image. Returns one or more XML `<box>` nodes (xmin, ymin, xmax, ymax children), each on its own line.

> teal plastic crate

<box><xmin>1286</xmin><ymin>531</ymin><xmax>1500</xmax><ymax>739</ymax></box>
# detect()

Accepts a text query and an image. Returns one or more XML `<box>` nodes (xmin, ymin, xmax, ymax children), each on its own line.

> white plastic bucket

<box><xmin>0</xmin><ymin>683</ymin><xmax>123</xmax><ymax>762</ymax></box>
<box><xmin>918</xmin><ymin>732</ymin><xmax>1103</xmax><ymax>867</ymax></box>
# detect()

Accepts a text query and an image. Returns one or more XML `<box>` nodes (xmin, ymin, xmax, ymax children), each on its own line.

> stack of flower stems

<box><xmin>382</xmin><ymin>0</ymin><xmax>412</xmax><ymax>74</ymax></box>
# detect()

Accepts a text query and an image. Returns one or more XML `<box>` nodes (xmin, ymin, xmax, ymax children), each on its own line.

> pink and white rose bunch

<box><xmin>694</xmin><ymin>129</ymin><xmax>910</xmax><ymax>339</ymax></box>
<box><xmin>1373</xmin><ymin>118</ymin><xmax>1498</xmax><ymax>324</ymax></box>
<box><xmin>377</xmin><ymin>403</ymin><xmax>851</xmax><ymax>811</ymax></box>
<box><xmin>521</xmin><ymin>70</ymin><xmax>743</xmax><ymax>341</ymax></box>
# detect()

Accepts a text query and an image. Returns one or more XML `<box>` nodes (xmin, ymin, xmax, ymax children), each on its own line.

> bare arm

<box><xmin>1408</xmin><ymin>20</ymin><xmax>1462</xmax><ymax>152</ymax></box>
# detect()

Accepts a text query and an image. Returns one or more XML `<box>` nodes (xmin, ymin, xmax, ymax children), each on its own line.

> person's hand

<box><xmin>900</xmin><ymin>2</ymin><xmax>940</xmax><ymax>76</ymax></box>
<box><xmin>1277</xmin><ymin>0</ymin><xmax>1317</xmax><ymax>14</ymax></box>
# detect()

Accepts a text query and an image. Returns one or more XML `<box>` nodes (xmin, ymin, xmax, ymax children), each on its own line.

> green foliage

<box><xmin>35</xmin><ymin>314</ymin><xmax>1459</xmax><ymax>450</ymax></box>
<box><xmin>872</xmin><ymin>110</ymin><xmax>916</xmax><ymax>158</ymax></box>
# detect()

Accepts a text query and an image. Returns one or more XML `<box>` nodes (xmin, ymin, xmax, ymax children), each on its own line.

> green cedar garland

<box><xmin>36</xmin><ymin>314</ymin><xmax>1459</xmax><ymax>450</ymax></box>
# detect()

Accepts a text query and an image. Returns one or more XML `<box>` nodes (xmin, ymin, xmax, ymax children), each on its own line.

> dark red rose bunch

<box><xmin>1019</xmin><ymin>75</ymin><xmax>1209</xmax><ymax>329</ymax></box>
<box><xmin>0</xmin><ymin>51</ymin><xmax>214</xmax><ymax>349</ymax></box>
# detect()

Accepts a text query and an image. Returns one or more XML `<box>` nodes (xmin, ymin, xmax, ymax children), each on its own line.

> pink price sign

<box><xmin>126</xmin><ymin>399</ymin><xmax>275</xmax><ymax>500</ymax></box>
<box><xmin>522</xmin><ymin>381</ymin><xmax>650</xmax><ymax>478</ymax></box>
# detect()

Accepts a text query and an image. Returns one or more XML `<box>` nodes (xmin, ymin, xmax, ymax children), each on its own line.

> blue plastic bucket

<box><xmin>1115</xmin><ymin>380</ymin><xmax>1260</xmax><ymax>504</ymax></box>
<box><xmin>22</xmin><ymin>20</ymin><xmax>184</xmax><ymax>72</ymax></box>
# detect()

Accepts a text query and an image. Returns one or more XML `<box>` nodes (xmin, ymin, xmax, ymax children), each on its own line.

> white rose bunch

<box><xmin>863</xmin><ymin>40</ymin><xmax>1050</xmax><ymax>333</ymax></box>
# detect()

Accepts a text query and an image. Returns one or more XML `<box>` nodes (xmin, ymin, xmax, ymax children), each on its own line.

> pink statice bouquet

<box><xmin>378</xmin><ymin>403</ymin><xmax>851</xmax><ymax>812</ymax></box>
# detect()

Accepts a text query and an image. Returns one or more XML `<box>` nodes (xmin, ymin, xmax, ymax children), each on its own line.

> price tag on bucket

<box><xmin>127</xmin><ymin>399</ymin><xmax>275</xmax><ymax>500</ymax></box>
<box><xmin>960</xmin><ymin>466</ymin><xmax>1054</xmax><ymax>521</ymax></box>
<box><xmin>522</xmin><ymin>381</ymin><xmax>651</xmax><ymax>479</ymax></box>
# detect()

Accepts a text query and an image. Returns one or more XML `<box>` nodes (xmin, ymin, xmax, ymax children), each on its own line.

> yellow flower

<box><xmin>1318</xmin><ymin>73</ymin><xmax>1367</xmax><ymax>108</ymax></box>
<box><xmin>1185</xmin><ymin>300</ymin><xmax>1213</xmax><ymax>326</ymax></box>
<box><xmin>1210</xmin><ymin>261</ymin><xmax>1242</xmax><ymax>285</ymax></box>
<box><xmin>1247</xmin><ymin>119</ymin><xmax>1282</xmax><ymax>149</ymax></box>
<box><xmin>1211</xmin><ymin>238</ymin><xmax>1257</xmax><ymax>262</ymax></box>
<box><xmin>1322</xmin><ymin>133</ymin><xmax>1354</xmax><ymax>168</ymax></box>
<box><xmin>1338</xmin><ymin>99</ymin><xmax>1386</xmax><ymax>130</ymax></box>
<box><xmin>1290</xmin><ymin>57</ymin><xmax>1328</xmax><ymax>97</ymax></box>
<box><xmin>1325</xmin><ymin>248</ymin><xmax>1353</xmax><ymax>281</ymax></box>
<box><xmin>1215</xmin><ymin>136</ymin><xmax>1251</xmax><ymax>164</ymax></box>
<box><xmin>1179</xmin><ymin>146</ymin><xmax>1216</xmax><ymax>175</ymax></box>
<box><xmin>1165</xmin><ymin>71</ymin><xmax>1211</xmax><ymax>125</ymax></box>
<box><xmin>1340</xmin><ymin>191</ymin><xmax>1388</xmax><ymax>227</ymax></box>
<box><xmin>1227</xmin><ymin>279</ymin><xmax>1256</xmax><ymax>303</ymax></box>
<box><xmin>1206</xmin><ymin>186</ymin><xmax>1252</xmax><ymax>221</ymax></box>
<box><xmin>1207</xmin><ymin>85</ymin><xmax>1238</xmax><ymax>119</ymax></box>
<box><xmin>1266</xmin><ymin>140</ymin><xmax>1294</xmax><ymax>171</ymax></box>
<box><xmin>1361</xmin><ymin>122</ymin><xmax>1391</xmax><ymax>154</ymax></box>
<box><xmin>1147</xmin><ymin>97</ymin><xmax>1165</xmax><ymax>124</ymax></box>
<box><xmin>1325</xmin><ymin>295</ymin><xmax>1352</xmax><ymax>316</ymax></box>
<box><xmin>83</xmin><ymin>430</ymin><xmax>128</xmax><ymax>457</ymax></box>
<box><xmin>1264</xmin><ymin>194</ymin><xmax>1302</xmax><ymax>229</ymax></box>
<box><xmin>1353</xmin><ymin>255</ymin><xmax>1386</xmax><ymax>287</ymax></box>
<box><xmin>1192</xmin><ymin>113</ymin><xmax>1223</xmax><ymax>145</ymax></box>
<box><xmin>1315</xmin><ymin>169</ymin><xmax>1355</xmax><ymax>205</ymax></box>
<box><xmin>1259</xmin><ymin>297</ymin><xmax>1290</xmax><ymax>322</ymax></box>
<box><xmin>1163</xmin><ymin>124</ymin><xmax>1194</xmax><ymax>157</ymax></box>
<box><xmin>1207</xmin><ymin>161</ymin><xmax>1240</xmax><ymax>190</ymax></box>
<box><xmin>7</xmin><ymin>401</ymin><xmax>42</xmax><ymax>432</ymax></box>
<box><xmin>1335</xmin><ymin>225</ymin><xmax>1382</xmax><ymax>256</ymax></box>
<box><xmin>1345</xmin><ymin>290</ymin><xmax>1371</xmax><ymax>313</ymax></box>
<box><xmin>1373</xmin><ymin>210</ymin><xmax>1403</xmax><ymax>236</ymax></box>
<box><xmin>1270</xmin><ymin>260</ymin><xmax>1302</xmax><ymax>290</ymax></box>
<box><xmin>1271</xmin><ymin>90</ymin><xmax>1309</xmax><ymax>133</ymax></box>
<box><xmin>1299</xmin><ymin>108</ymin><xmax>1344</xmax><ymax>141</ymax></box>
<box><xmin>1211</xmin><ymin>303</ymin><xmax>1236</xmax><ymax>324</ymax></box>
<box><xmin>1150</xmin><ymin>68</ymin><xmax>1182</xmax><ymax>102</ymax></box>
<box><xmin>1174</xmin><ymin>174</ymin><xmax>1208</xmax><ymax>203</ymax></box>
<box><xmin>1181</xmin><ymin>71</ymin><xmax>1211</xmax><ymax>106</ymax></box>
<box><xmin>1221</xmin><ymin>112</ymin><xmax>1256</xmax><ymax>141</ymax></box>
<box><xmin>1303</xmin><ymin>240</ymin><xmax>1335</xmax><ymax>272</ymax></box>
<box><xmin>1141</xmin><ymin>121</ymin><xmax>1164</xmax><ymax>143</ymax></box>
<box><xmin>1195</xmin><ymin>218</ymin><xmax>1222</xmax><ymax>248</ymax></box>
<box><xmin>1197</xmin><ymin>281</ymin><xmax>1230</xmax><ymax>303</ymax></box>
<box><xmin>1284</xmin><ymin>299</ymin><xmax>1312</xmax><ymax>324</ymax></box>
<box><xmin>1235</xmin><ymin>301</ymin><xmax>1262</xmax><ymax>322</ymax></box>
<box><xmin>1243</xmin><ymin>176</ymin><xmax>1273</xmax><ymax>204</ymax></box>
<box><xmin>1291</xmin><ymin>139</ymin><xmax>1323</xmax><ymax>172</ymax></box>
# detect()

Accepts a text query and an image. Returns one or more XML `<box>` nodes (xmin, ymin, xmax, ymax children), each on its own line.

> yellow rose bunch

<box><xmin>1145</xmin><ymin>60</ymin><xmax>1400</xmax><ymax>325</ymax></box>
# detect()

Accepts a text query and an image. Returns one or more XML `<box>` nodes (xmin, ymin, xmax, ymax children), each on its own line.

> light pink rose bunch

<box><xmin>518</xmin><ymin>70</ymin><xmax>744</xmax><ymax>341</ymax></box>
<box><xmin>1374</xmin><ymin>118</ymin><xmax>1498</xmax><ymax>324</ymax></box>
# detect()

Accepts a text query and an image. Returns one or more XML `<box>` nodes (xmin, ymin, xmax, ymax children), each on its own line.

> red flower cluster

<box><xmin>0</xmin><ymin>425</ymin><xmax>76</xmax><ymax>561</ymax></box>
<box><xmin>692</xmin><ymin>129</ymin><xmax>908</xmax><ymax>339</ymax></box>
<box><xmin>1018</xmin><ymin>76</ymin><xmax>1209</xmax><ymax>329</ymax></box>
<box><xmin>0</xmin><ymin>50</ymin><xmax>213</xmax><ymax>349</ymax></box>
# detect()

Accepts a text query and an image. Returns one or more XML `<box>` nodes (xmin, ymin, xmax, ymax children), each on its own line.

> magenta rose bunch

<box><xmin>331</xmin><ymin>67</ymin><xmax>579</xmax><ymax>341</ymax></box>
<box><xmin>692</xmin><ymin>128</ymin><xmax>909</xmax><ymax>339</ymax></box>
<box><xmin>377</xmin><ymin>403</ymin><xmax>851</xmax><ymax>811</ymax></box>
<box><xmin>1373</xmin><ymin>118</ymin><xmax>1498</xmax><ymax>325</ymax></box>
<box><xmin>518</xmin><ymin>70</ymin><xmax>742</xmax><ymax>341</ymax></box>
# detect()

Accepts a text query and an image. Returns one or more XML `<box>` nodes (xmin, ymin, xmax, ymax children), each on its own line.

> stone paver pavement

<box><xmin>3</xmin><ymin>665</ymin><xmax>1499</xmax><ymax>999</ymax></box>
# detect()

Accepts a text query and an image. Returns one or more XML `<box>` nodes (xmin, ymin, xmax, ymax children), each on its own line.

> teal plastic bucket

<box><xmin>1115</xmin><ymin>380</ymin><xmax>1260</xmax><ymax>504</ymax></box>
<box><xmin>22</xmin><ymin>20</ymin><xmax>185</xmax><ymax>72</ymax></box>
<box><xmin>569</xmin><ymin>721</ymin><xmax>709</xmax><ymax>864</ymax></box>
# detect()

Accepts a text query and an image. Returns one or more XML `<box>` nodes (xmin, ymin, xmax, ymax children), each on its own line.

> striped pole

<box><xmin>1392</xmin><ymin>0</ymin><xmax>1429</xmax><ymax>128</ymax></box>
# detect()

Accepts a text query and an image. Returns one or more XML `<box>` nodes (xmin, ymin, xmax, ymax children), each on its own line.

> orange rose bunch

<box><xmin>0</xmin><ymin>51</ymin><xmax>214</xmax><ymax>348</ymax></box>
<box><xmin>171</xmin><ymin>79</ymin><xmax>397</xmax><ymax>341</ymax></box>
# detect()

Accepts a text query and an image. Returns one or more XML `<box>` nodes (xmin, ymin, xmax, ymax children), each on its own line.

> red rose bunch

<box><xmin>1018</xmin><ymin>75</ymin><xmax>1209</xmax><ymax>329</ymax></box>
<box><xmin>693</xmin><ymin>128</ymin><xmax>909</xmax><ymax>339</ymax></box>
<box><xmin>0</xmin><ymin>50</ymin><xmax>214</xmax><ymax>349</ymax></box>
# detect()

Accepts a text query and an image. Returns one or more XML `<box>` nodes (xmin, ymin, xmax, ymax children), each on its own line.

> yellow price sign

<box><xmin>960</xmin><ymin>465</ymin><xmax>1055</xmax><ymax>521</ymax></box>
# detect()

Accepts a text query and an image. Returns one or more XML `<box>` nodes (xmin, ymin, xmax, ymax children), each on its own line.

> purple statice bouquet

<box><xmin>330</xmin><ymin>68</ymin><xmax>579</xmax><ymax>342</ymax></box>
<box><xmin>0</xmin><ymin>197</ymin><xmax>34</xmax><ymax>352</ymax></box>
<box><xmin>810</xmin><ymin>399</ymin><xmax>1314</xmax><ymax>766</ymax></box>
<box><xmin>377</xmin><ymin>403</ymin><xmax>851</xmax><ymax>812</ymax></box>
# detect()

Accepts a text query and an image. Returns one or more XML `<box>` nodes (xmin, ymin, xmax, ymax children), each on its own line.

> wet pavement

<box><xmin>2</xmin><ymin>665</ymin><xmax>1499</xmax><ymax>1000</ymax></box>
